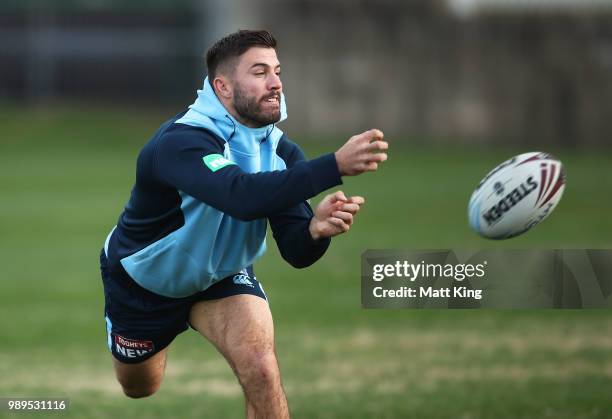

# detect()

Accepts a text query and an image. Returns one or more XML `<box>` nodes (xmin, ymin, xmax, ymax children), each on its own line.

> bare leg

<box><xmin>112</xmin><ymin>347</ymin><xmax>168</xmax><ymax>398</ymax></box>
<box><xmin>189</xmin><ymin>295</ymin><xmax>289</xmax><ymax>418</ymax></box>
<box><xmin>246</xmin><ymin>397</ymin><xmax>256</xmax><ymax>419</ymax></box>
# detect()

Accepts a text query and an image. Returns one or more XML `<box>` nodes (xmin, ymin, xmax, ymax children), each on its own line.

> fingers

<box><xmin>366</xmin><ymin>140</ymin><xmax>389</xmax><ymax>152</ymax></box>
<box><xmin>330</xmin><ymin>190</ymin><xmax>347</xmax><ymax>203</ymax></box>
<box><xmin>333</xmin><ymin>195</ymin><xmax>365</xmax><ymax>212</ymax></box>
<box><xmin>327</xmin><ymin>217</ymin><xmax>350</xmax><ymax>232</ymax></box>
<box><xmin>336</xmin><ymin>203</ymin><xmax>360</xmax><ymax>214</ymax></box>
<box><xmin>360</xmin><ymin>150</ymin><xmax>388</xmax><ymax>171</ymax></box>
<box><xmin>360</xmin><ymin>128</ymin><xmax>385</xmax><ymax>142</ymax></box>
<box><xmin>337</xmin><ymin>128</ymin><xmax>387</xmax><ymax>176</ymax></box>
<box><xmin>364</xmin><ymin>128</ymin><xmax>384</xmax><ymax>142</ymax></box>
<box><xmin>316</xmin><ymin>193</ymin><xmax>366</xmax><ymax>237</ymax></box>
<box><xmin>364</xmin><ymin>141</ymin><xmax>388</xmax><ymax>167</ymax></box>
<box><xmin>347</xmin><ymin>196</ymin><xmax>365</xmax><ymax>205</ymax></box>
<box><xmin>370</xmin><ymin>129</ymin><xmax>384</xmax><ymax>141</ymax></box>
<box><xmin>352</xmin><ymin>129</ymin><xmax>384</xmax><ymax>144</ymax></box>
<box><xmin>363</xmin><ymin>161</ymin><xmax>379</xmax><ymax>172</ymax></box>
<box><xmin>333</xmin><ymin>196</ymin><xmax>365</xmax><ymax>222</ymax></box>
<box><xmin>367</xmin><ymin>152</ymin><xmax>388</xmax><ymax>163</ymax></box>
<box><xmin>331</xmin><ymin>210</ymin><xmax>353</xmax><ymax>225</ymax></box>
<box><xmin>360</xmin><ymin>132</ymin><xmax>387</xmax><ymax>169</ymax></box>
<box><xmin>336</xmin><ymin>201</ymin><xmax>363</xmax><ymax>213</ymax></box>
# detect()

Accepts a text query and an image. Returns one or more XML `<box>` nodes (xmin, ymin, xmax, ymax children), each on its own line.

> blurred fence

<box><xmin>0</xmin><ymin>2</ymin><xmax>204</xmax><ymax>104</ymax></box>
<box><xmin>1</xmin><ymin>0</ymin><xmax>611</xmax><ymax>146</ymax></box>
<box><xmin>264</xmin><ymin>0</ymin><xmax>612</xmax><ymax>146</ymax></box>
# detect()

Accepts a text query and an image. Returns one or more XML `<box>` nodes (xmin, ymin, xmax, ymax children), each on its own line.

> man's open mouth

<box><xmin>263</xmin><ymin>95</ymin><xmax>280</xmax><ymax>104</ymax></box>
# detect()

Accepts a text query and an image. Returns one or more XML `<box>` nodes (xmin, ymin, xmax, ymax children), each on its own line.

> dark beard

<box><xmin>233</xmin><ymin>86</ymin><xmax>281</xmax><ymax>127</ymax></box>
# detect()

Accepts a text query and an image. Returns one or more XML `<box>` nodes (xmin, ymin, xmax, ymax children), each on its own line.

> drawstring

<box><xmin>263</xmin><ymin>125</ymin><xmax>274</xmax><ymax>143</ymax></box>
<box><xmin>225</xmin><ymin>114</ymin><xmax>274</xmax><ymax>144</ymax></box>
<box><xmin>224</xmin><ymin>115</ymin><xmax>237</xmax><ymax>143</ymax></box>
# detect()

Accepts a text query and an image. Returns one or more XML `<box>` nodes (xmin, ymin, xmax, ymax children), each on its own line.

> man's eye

<box><xmin>254</xmin><ymin>72</ymin><xmax>265</xmax><ymax>76</ymax></box>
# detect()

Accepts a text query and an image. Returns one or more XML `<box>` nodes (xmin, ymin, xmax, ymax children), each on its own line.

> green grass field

<box><xmin>1</xmin><ymin>106</ymin><xmax>611</xmax><ymax>418</ymax></box>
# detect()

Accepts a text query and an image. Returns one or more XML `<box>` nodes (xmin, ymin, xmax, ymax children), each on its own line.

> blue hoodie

<box><xmin>104</xmin><ymin>78</ymin><xmax>342</xmax><ymax>298</ymax></box>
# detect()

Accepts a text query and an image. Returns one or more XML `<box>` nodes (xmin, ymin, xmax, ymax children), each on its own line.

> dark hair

<box><xmin>206</xmin><ymin>29</ymin><xmax>277</xmax><ymax>80</ymax></box>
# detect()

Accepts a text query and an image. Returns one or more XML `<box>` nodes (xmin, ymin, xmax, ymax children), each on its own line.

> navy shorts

<box><xmin>100</xmin><ymin>249</ymin><xmax>267</xmax><ymax>364</ymax></box>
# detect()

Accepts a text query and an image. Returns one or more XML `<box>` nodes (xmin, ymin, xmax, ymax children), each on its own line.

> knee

<box><xmin>121</xmin><ymin>382</ymin><xmax>161</xmax><ymax>399</ymax></box>
<box><xmin>235</xmin><ymin>350</ymin><xmax>280</xmax><ymax>388</ymax></box>
<box><xmin>112</xmin><ymin>350</ymin><xmax>167</xmax><ymax>399</ymax></box>
<box><xmin>117</xmin><ymin>374</ymin><xmax>162</xmax><ymax>399</ymax></box>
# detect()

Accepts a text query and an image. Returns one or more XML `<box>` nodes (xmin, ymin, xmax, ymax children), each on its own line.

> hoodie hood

<box><xmin>175</xmin><ymin>77</ymin><xmax>288</xmax><ymax>173</ymax></box>
<box><xmin>176</xmin><ymin>77</ymin><xmax>287</xmax><ymax>145</ymax></box>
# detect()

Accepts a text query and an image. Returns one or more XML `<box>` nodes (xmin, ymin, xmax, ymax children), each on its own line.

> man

<box><xmin>100</xmin><ymin>29</ymin><xmax>387</xmax><ymax>418</ymax></box>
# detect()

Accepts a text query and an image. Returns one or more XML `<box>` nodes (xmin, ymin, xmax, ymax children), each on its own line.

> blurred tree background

<box><xmin>1</xmin><ymin>0</ymin><xmax>611</xmax><ymax>146</ymax></box>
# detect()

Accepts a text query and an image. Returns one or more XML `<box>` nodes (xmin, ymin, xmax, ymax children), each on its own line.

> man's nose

<box><xmin>268</xmin><ymin>73</ymin><xmax>282</xmax><ymax>91</ymax></box>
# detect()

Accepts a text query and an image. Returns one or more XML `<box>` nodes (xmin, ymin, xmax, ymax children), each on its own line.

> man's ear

<box><xmin>213</xmin><ymin>76</ymin><xmax>232</xmax><ymax>99</ymax></box>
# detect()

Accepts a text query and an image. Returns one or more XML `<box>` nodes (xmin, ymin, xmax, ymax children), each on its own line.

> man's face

<box><xmin>227</xmin><ymin>47</ymin><xmax>282</xmax><ymax>128</ymax></box>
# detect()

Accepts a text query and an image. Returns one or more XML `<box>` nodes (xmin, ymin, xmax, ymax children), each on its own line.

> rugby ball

<box><xmin>468</xmin><ymin>152</ymin><xmax>566</xmax><ymax>239</ymax></box>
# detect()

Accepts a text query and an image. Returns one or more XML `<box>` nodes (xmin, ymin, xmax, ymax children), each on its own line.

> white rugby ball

<box><xmin>468</xmin><ymin>152</ymin><xmax>566</xmax><ymax>239</ymax></box>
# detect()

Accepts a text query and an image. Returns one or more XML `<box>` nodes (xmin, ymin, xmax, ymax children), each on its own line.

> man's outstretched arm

<box><xmin>154</xmin><ymin>126</ymin><xmax>387</xmax><ymax>222</ymax></box>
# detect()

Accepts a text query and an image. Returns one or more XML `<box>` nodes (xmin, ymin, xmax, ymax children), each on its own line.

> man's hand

<box><xmin>334</xmin><ymin>129</ymin><xmax>388</xmax><ymax>176</ymax></box>
<box><xmin>309</xmin><ymin>191</ymin><xmax>365</xmax><ymax>240</ymax></box>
